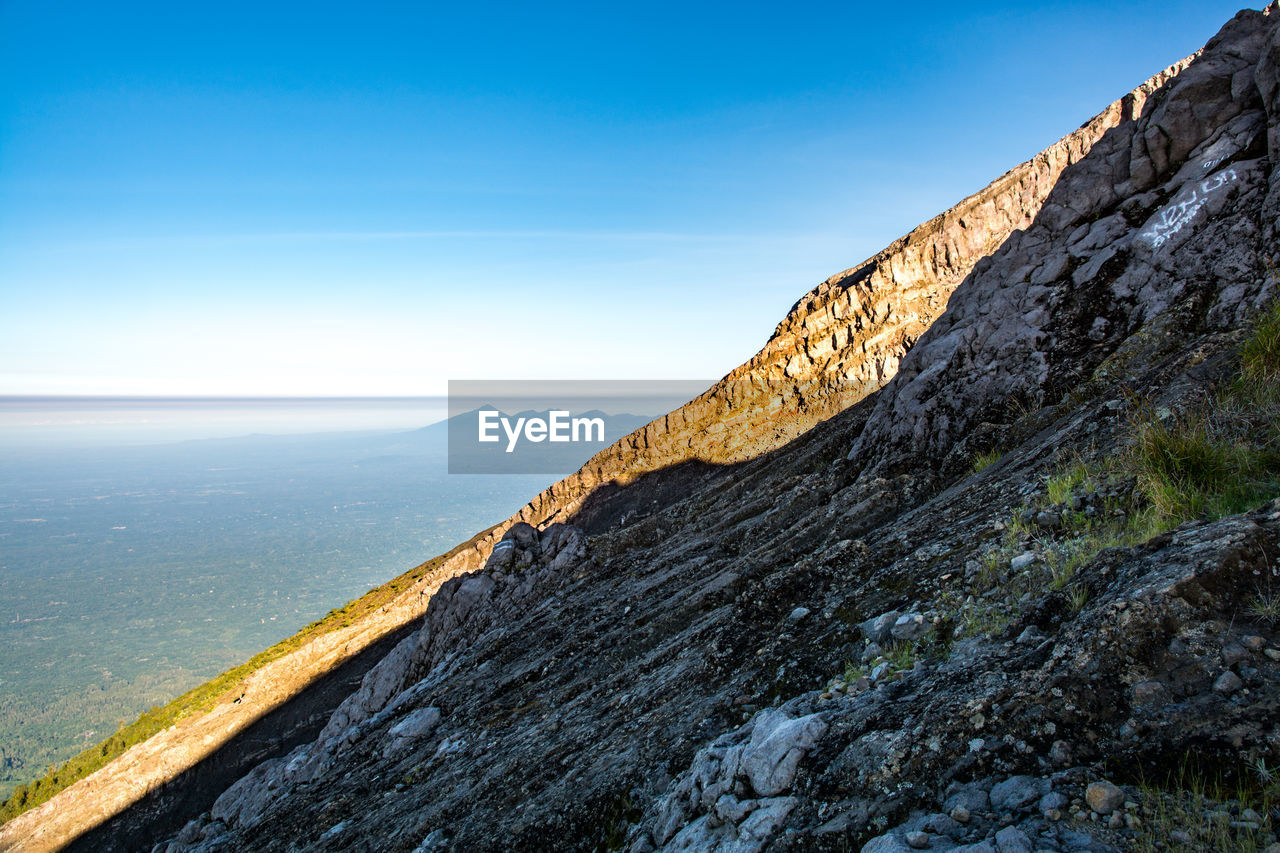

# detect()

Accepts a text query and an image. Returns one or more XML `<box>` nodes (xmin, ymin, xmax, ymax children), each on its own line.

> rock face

<box><xmin>847</xmin><ymin>10</ymin><xmax>1277</xmax><ymax>479</ymax></box>
<box><xmin>9</xmin><ymin>6</ymin><xmax>1280</xmax><ymax>853</ymax></box>
<box><xmin>489</xmin><ymin>45</ymin><xmax>1192</xmax><ymax>535</ymax></box>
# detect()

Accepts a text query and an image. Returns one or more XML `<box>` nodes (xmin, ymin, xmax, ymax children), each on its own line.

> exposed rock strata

<box><xmin>848</xmin><ymin>10</ymin><xmax>1278</xmax><ymax>478</ymax></box>
<box><xmin>502</xmin><ymin>53</ymin><xmax>1190</xmax><ymax>536</ymax></box>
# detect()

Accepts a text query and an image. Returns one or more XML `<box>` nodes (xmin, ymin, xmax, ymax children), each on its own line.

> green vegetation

<box><xmin>595</xmin><ymin>791</ymin><xmax>643</xmax><ymax>852</ymax></box>
<box><xmin>1045</xmin><ymin>457</ymin><xmax>1094</xmax><ymax>506</ymax></box>
<box><xmin>1132</xmin><ymin>761</ymin><xmax>1278</xmax><ymax>852</ymax></box>
<box><xmin>883</xmin><ymin>639</ymin><xmax>917</xmax><ymax>670</ymax></box>
<box><xmin>0</xmin><ymin>671</ymin><xmax>198</xmax><ymax>803</ymax></box>
<box><xmin>946</xmin><ymin>300</ymin><xmax>1280</xmax><ymax>642</ymax></box>
<box><xmin>1249</xmin><ymin>590</ymin><xmax>1280</xmax><ymax>626</ymax></box>
<box><xmin>956</xmin><ymin>598</ymin><xmax>1011</xmax><ymax>639</ymax></box>
<box><xmin>1124</xmin><ymin>297</ymin><xmax>1280</xmax><ymax>525</ymax></box>
<box><xmin>1127</xmin><ymin>402</ymin><xmax>1275</xmax><ymax>521</ymax></box>
<box><xmin>971</xmin><ymin>448</ymin><xmax>1004</xmax><ymax>474</ymax></box>
<box><xmin>1067</xmin><ymin>582</ymin><xmax>1089</xmax><ymax>614</ymax></box>
<box><xmin>0</xmin><ymin>536</ymin><xmax>476</xmax><ymax>826</ymax></box>
<box><xmin>842</xmin><ymin>660</ymin><xmax>866</xmax><ymax>683</ymax></box>
<box><xmin>1240</xmin><ymin>291</ymin><xmax>1280</xmax><ymax>379</ymax></box>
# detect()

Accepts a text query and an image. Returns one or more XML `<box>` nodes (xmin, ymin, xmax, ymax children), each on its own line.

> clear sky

<box><xmin>0</xmin><ymin>1</ymin><xmax>1260</xmax><ymax>397</ymax></box>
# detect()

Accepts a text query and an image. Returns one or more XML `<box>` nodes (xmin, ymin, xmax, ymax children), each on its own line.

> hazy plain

<box><xmin>0</xmin><ymin>398</ymin><xmax>555</xmax><ymax>798</ymax></box>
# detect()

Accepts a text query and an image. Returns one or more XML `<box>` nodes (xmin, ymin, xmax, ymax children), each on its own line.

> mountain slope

<box><xmin>6</xmin><ymin>5</ymin><xmax>1280</xmax><ymax>852</ymax></box>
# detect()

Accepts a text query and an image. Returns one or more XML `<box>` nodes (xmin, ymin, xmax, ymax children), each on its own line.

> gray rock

<box><xmin>923</xmin><ymin>813</ymin><xmax>962</xmax><ymax>836</ymax></box>
<box><xmin>1010</xmin><ymin>552</ymin><xmax>1038</xmax><ymax>572</ymax></box>
<box><xmin>1221</xmin><ymin>643</ymin><xmax>1250</xmax><ymax>665</ymax></box>
<box><xmin>387</xmin><ymin>706</ymin><xmax>442</xmax><ymax>741</ymax></box>
<box><xmin>1015</xmin><ymin>626</ymin><xmax>1046</xmax><ymax>646</ymax></box>
<box><xmin>1034</xmin><ymin>510</ymin><xmax>1062</xmax><ymax>529</ymax></box>
<box><xmin>1130</xmin><ymin>680</ymin><xmax>1169</xmax><ymax>707</ymax></box>
<box><xmin>950</xmin><ymin>842</ymin><xmax>997</xmax><ymax>853</ymax></box>
<box><xmin>1084</xmin><ymin>781</ymin><xmax>1125</xmax><ymax>815</ymax></box>
<box><xmin>891</xmin><ymin>612</ymin><xmax>927</xmax><ymax>641</ymax></box>
<box><xmin>861</xmin><ymin>834</ymin><xmax>916</xmax><ymax>853</ymax></box>
<box><xmin>989</xmin><ymin>776</ymin><xmax>1045</xmax><ymax>811</ymax></box>
<box><xmin>663</xmin><ymin>815</ymin><xmax>733</xmax><ymax>851</ymax></box>
<box><xmin>1047</xmin><ymin>740</ymin><xmax>1073</xmax><ymax>766</ymax></box>
<box><xmin>993</xmin><ymin>826</ymin><xmax>1033</xmax><ymax>853</ymax></box>
<box><xmin>1213</xmin><ymin>670</ymin><xmax>1243</xmax><ymax>694</ymax></box>
<box><xmin>737</xmin><ymin>797</ymin><xmax>798</xmax><ymax>843</ymax></box>
<box><xmin>945</xmin><ymin>787</ymin><xmax>991</xmax><ymax>816</ymax></box>
<box><xmin>713</xmin><ymin>794</ymin><xmax>750</xmax><ymax>824</ymax></box>
<box><xmin>861</xmin><ymin>611</ymin><xmax>902</xmax><ymax>644</ymax></box>
<box><xmin>1038</xmin><ymin>792</ymin><xmax>1068</xmax><ymax>816</ymax></box>
<box><xmin>740</xmin><ymin>710</ymin><xmax>828</xmax><ymax>796</ymax></box>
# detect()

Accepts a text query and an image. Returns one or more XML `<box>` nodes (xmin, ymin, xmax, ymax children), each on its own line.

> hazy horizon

<box><xmin>0</xmin><ymin>396</ymin><xmax>452</xmax><ymax>448</ymax></box>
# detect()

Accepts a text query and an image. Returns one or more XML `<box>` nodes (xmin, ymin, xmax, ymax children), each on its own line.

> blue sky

<box><xmin>0</xmin><ymin>1</ymin><xmax>1259</xmax><ymax>396</ymax></box>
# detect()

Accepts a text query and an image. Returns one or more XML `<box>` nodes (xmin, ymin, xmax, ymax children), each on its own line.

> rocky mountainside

<box><xmin>499</xmin><ymin>52</ymin><xmax>1188</xmax><ymax>534</ymax></box>
<box><xmin>7</xmin><ymin>5</ymin><xmax>1280</xmax><ymax>852</ymax></box>
<box><xmin>0</xmin><ymin>26</ymin><xmax>1196</xmax><ymax>853</ymax></box>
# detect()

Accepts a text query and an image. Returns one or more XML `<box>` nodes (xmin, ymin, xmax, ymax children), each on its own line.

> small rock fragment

<box><xmin>1048</xmin><ymin>740</ymin><xmax>1072</xmax><ymax>766</ymax></box>
<box><xmin>1085</xmin><ymin>780</ymin><xmax>1125</xmax><ymax>815</ymax></box>
<box><xmin>891</xmin><ymin>612</ymin><xmax>926</xmax><ymax>641</ymax></box>
<box><xmin>1039</xmin><ymin>792</ymin><xmax>1068</xmax><ymax>817</ymax></box>
<box><xmin>905</xmin><ymin>829</ymin><xmax>930</xmax><ymax>849</ymax></box>
<box><xmin>990</xmin><ymin>776</ymin><xmax>1043</xmax><ymax>811</ymax></box>
<box><xmin>1034</xmin><ymin>510</ymin><xmax>1062</xmax><ymax>529</ymax></box>
<box><xmin>1221</xmin><ymin>643</ymin><xmax>1249</xmax><ymax>666</ymax></box>
<box><xmin>1010</xmin><ymin>552</ymin><xmax>1037</xmax><ymax>572</ymax></box>
<box><xmin>994</xmin><ymin>825</ymin><xmax>1033</xmax><ymax>853</ymax></box>
<box><xmin>1131</xmin><ymin>680</ymin><xmax>1169</xmax><ymax>707</ymax></box>
<box><xmin>1213</xmin><ymin>671</ymin><xmax>1243</xmax><ymax>695</ymax></box>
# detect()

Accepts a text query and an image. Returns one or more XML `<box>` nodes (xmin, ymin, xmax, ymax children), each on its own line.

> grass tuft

<box><xmin>1045</xmin><ymin>457</ymin><xmax>1093</xmax><ymax>506</ymax></box>
<box><xmin>1132</xmin><ymin>760</ymin><xmax>1278</xmax><ymax>852</ymax></box>
<box><xmin>971</xmin><ymin>449</ymin><xmax>1003</xmax><ymax>474</ymax></box>
<box><xmin>1249</xmin><ymin>589</ymin><xmax>1280</xmax><ymax>626</ymax></box>
<box><xmin>1240</xmin><ymin>297</ymin><xmax>1280</xmax><ymax>380</ymax></box>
